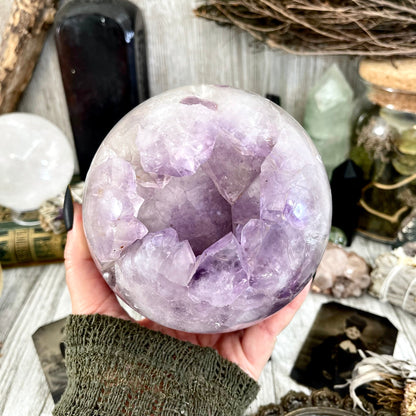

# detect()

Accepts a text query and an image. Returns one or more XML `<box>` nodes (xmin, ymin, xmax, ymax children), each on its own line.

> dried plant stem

<box><xmin>194</xmin><ymin>0</ymin><xmax>416</xmax><ymax>56</ymax></box>
<box><xmin>370</xmin><ymin>248</ymin><xmax>416</xmax><ymax>316</ymax></box>
<box><xmin>368</xmin><ymin>376</ymin><xmax>404</xmax><ymax>412</ymax></box>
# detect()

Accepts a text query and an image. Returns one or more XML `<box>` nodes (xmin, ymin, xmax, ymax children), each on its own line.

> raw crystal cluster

<box><xmin>83</xmin><ymin>85</ymin><xmax>332</xmax><ymax>333</ymax></box>
<box><xmin>312</xmin><ymin>242</ymin><xmax>371</xmax><ymax>298</ymax></box>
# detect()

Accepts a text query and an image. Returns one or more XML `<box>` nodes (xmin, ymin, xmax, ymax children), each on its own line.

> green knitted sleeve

<box><xmin>53</xmin><ymin>314</ymin><xmax>259</xmax><ymax>416</ymax></box>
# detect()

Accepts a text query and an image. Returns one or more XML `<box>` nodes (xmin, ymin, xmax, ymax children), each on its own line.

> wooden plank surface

<box><xmin>1</xmin><ymin>0</ymin><xmax>363</xmax><ymax>176</ymax></box>
<box><xmin>0</xmin><ymin>237</ymin><xmax>415</xmax><ymax>416</ymax></box>
<box><xmin>0</xmin><ymin>263</ymin><xmax>70</xmax><ymax>416</ymax></box>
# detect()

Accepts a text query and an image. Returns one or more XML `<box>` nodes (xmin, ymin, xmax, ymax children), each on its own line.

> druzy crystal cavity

<box><xmin>83</xmin><ymin>85</ymin><xmax>331</xmax><ymax>333</ymax></box>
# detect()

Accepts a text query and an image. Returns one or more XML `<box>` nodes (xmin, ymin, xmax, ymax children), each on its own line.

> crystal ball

<box><xmin>83</xmin><ymin>85</ymin><xmax>332</xmax><ymax>333</ymax></box>
<box><xmin>0</xmin><ymin>112</ymin><xmax>74</xmax><ymax>212</ymax></box>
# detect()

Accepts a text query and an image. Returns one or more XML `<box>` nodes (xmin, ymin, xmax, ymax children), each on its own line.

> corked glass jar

<box><xmin>350</xmin><ymin>59</ymin><xmax>416</xmax><ymax>244</ymax></box>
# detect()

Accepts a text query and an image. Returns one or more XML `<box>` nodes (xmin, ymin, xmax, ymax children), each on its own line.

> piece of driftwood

<box><xmin>0</xmin><ymin>0</ymin><xmax>57</xmax><ymax>114</ymax></box>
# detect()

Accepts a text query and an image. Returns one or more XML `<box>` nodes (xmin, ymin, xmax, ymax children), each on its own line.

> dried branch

<box><xmin>0</xmin><ymin>0</ymin><xmax>57</xmax><ymax>114</ymax></box>
<box><xmin>194</xmin><ymin>0</ymin><xmax>416</xmax><ymax>56</ymax></box>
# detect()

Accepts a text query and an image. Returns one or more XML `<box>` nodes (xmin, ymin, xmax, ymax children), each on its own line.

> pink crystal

<box><xmin>83</xmin><ymin>85</ymin><xmax>331</xmax><ymax>333</ymax></box>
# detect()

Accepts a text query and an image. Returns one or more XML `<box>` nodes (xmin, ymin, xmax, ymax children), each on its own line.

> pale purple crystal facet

<box><xmin>189</xmin><ymin>232</ymin><xmax>249</xmax><ymax>308</ymax></box>
<box><xmin>83</xmin><ymin>157</ymin><xmax>148</xmax><ymax>265</ymax></box>
<box><xmin>83</xmin><ymin>85</ymin><xmax>331</xmax><ymax>333</ymax></box>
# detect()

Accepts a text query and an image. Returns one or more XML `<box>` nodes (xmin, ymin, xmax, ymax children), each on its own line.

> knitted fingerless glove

<box><xmin>53</xmin><ymin>314</ymin><xmax>259</xmax><ymax>416</ymax></box>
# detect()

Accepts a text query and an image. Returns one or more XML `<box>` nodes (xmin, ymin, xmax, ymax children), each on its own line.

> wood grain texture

<box><xmin>0</xmin><ymin>239</ymin><xmax>415</xmax><ymax>416</ymax></box>
<box><xmin>0</xmin><ymin>263</ymin><xmax>70</xmax><ymax>416</ymax></box>
<box><xmin>0</xmin><ymin>1</ymin><xmax>413</xmax><ymax>415</ymax></box>
<box><xmin>1</xmin><ymin>0</ymin><xmax>362</xmax><ymax>175</ymax></box>
<box><xmin>0</xmin><ymin>0</ymin><xmax>57</xmax><ymax>113</ymax></box>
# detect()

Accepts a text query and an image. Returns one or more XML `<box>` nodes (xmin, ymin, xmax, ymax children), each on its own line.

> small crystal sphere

<box><xmin>0</xmin><ymin>113</ymin><xmax>74</xmax><ymax>212</ymax></box>
<box><xmin>83</xmin><ymin>85</ymin><xmax>332</xmax><ymax>333</ymax></box>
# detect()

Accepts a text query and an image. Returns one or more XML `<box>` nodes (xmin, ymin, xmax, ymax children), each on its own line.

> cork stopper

<box><xmin>359</xmin><ymin>59</ymin><xmax>416</xmax><ymax>113</ymax></box>
<box><xmin>359</xmin><ymin>59</ymin><xmax>416</xmax><ymax>92</ymax></box>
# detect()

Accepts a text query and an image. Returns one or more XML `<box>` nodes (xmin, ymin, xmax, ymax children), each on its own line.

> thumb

<box><xmin>64</xmin><ymin>202</ymin><xmax>124</xmax><ymax>316</ymax></box>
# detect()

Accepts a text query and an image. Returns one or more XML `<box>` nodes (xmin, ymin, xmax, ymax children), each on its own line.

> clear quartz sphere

<box><xmin>0</xmin><ymin>113</ymin><xmax>74</xmax><ymax>213</ymax></box>
<box><xmin>83</xmin><ymin>85</ymin><xmax>332</xmax><ymax>333</ymax></box>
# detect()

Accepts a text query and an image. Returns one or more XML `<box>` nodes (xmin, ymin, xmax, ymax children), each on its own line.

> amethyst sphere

<box><xmin>83</xmin><ymin>85</ymin><xmax>331</xmax><ymax>333</ymax></box>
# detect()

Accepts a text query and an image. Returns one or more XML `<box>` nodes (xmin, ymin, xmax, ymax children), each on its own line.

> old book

<box><xmin>0</xmin><ymin>208</ymin><xmax>66</xmax><ymax>266</ymax></box>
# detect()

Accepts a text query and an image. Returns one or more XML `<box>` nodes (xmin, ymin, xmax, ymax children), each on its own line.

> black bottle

<box><xmin>55</xmin><ymin>0</ymin><xmax>149</xmax><ymax>179</ymax></box>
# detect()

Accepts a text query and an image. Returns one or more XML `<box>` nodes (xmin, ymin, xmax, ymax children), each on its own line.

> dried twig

<box><xmin>194</xmin><ymin>0</ymin><xmax>416</xmax><ymax>56</ymax></box>
<box><xmin>344</xmin><ymin>351</ymin><xmax>416</xmax><ymax>413</ymax></box>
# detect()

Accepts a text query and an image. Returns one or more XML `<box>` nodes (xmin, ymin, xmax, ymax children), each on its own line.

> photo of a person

<box><xmin>290</xmin><ymin>302</ymin><xmax>398</xmax><ymax>393</ymax></box>
<box><xmin>309</xmin><ymin>314</ymin><xmax>367</xmax><ymax>386</ymax></box>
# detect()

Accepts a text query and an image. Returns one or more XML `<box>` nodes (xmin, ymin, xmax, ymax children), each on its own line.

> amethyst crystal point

<box><xmin>83</xmin><ymin>85</ymin><xmax>332</xmax><ymax>333</ymax></box>
<box><xmin>189</xmin><ymin>232</ymin><xmax>249</xmax><ymax>308</ymax></box>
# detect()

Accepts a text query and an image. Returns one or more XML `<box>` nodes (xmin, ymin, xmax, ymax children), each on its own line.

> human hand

<box><xmin>64</xmin><ymin>198</ymin><xmax>310</xmax><ymax>380</ymax></box>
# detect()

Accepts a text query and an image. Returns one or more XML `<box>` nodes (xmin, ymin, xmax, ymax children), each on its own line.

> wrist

<box><xmin>53</xmin><ymin>314</ymin><xmax>259</xmax><ymax>416</ymax></box>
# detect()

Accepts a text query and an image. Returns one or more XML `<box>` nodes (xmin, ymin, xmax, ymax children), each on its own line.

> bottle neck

<box><xmin>365</xmin><ymin>82</ymin><xmax>416</xmax><ymax>114</ymax></box>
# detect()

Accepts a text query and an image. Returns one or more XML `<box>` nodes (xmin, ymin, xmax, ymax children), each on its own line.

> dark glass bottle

<box><xmin>55</xmin><ymin>0</ymin><xmax>149</xmax><ymax>179</ymax></box>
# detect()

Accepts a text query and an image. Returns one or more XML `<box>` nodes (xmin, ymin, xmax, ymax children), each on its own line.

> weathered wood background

<box><xmin>2</xmin><ymin>1</ymin><xmax>414</xmax><ymax>416</ymax></box>
<box><xmin>1</xmin><ymin>237</ymin><xmax>415</xmax><ymax>416</ymax></box>
<box><xmin>1</xmin><ymin>0</ymin><xmax>363</xmax><ymax>173</ymax></box>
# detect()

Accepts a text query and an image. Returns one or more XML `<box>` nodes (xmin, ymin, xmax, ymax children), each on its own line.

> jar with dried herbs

<box><xmin>350</xmin><ymin>59</ymin><xmax>416</xmax><ymax>244</ymax></box>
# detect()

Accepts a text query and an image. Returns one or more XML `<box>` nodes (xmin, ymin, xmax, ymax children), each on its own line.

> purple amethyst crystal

<box><xmin>83</xmin><ymin>85</ymin><xmax>331</xmax><ymax>333</ymax></box>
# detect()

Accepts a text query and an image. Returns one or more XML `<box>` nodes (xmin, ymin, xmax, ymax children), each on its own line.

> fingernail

<box><xmin>63</xmin><ymin>185</ymin><xmax>74</xmax><ymax>231</ymax></box>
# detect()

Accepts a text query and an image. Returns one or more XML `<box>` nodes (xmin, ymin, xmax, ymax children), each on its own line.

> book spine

<box><xmin>0</xmin><ymin>227</ymin><xmax>66</xmax><ymax>266</ymax></box>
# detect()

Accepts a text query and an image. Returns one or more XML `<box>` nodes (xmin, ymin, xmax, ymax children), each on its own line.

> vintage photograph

<box><xmin>32</xmin><ymin>318</ymin><xmax>68</xmax><ymax>403</ymax></box>
<box><xmin>290</xmin><ymin>301</ymin><xmax>398</xmax><ymax>393</ymax></box>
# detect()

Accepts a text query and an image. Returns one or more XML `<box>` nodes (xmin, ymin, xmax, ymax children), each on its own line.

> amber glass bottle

<box><xmin>350</xmin><ymin>59</ymin><xmax>416</xmax><ymax>243</ymax></box>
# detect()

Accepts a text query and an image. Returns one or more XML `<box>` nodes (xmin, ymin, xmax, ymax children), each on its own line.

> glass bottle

<box><xmin>55</xmin><ymin>0</ymin><xmax>149</xmax><ymax>179</ymax></box>
<box><xmin>350</xmin><ymin>59</ymin><xmax>416</xmax><ymax>244</ymax></box>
